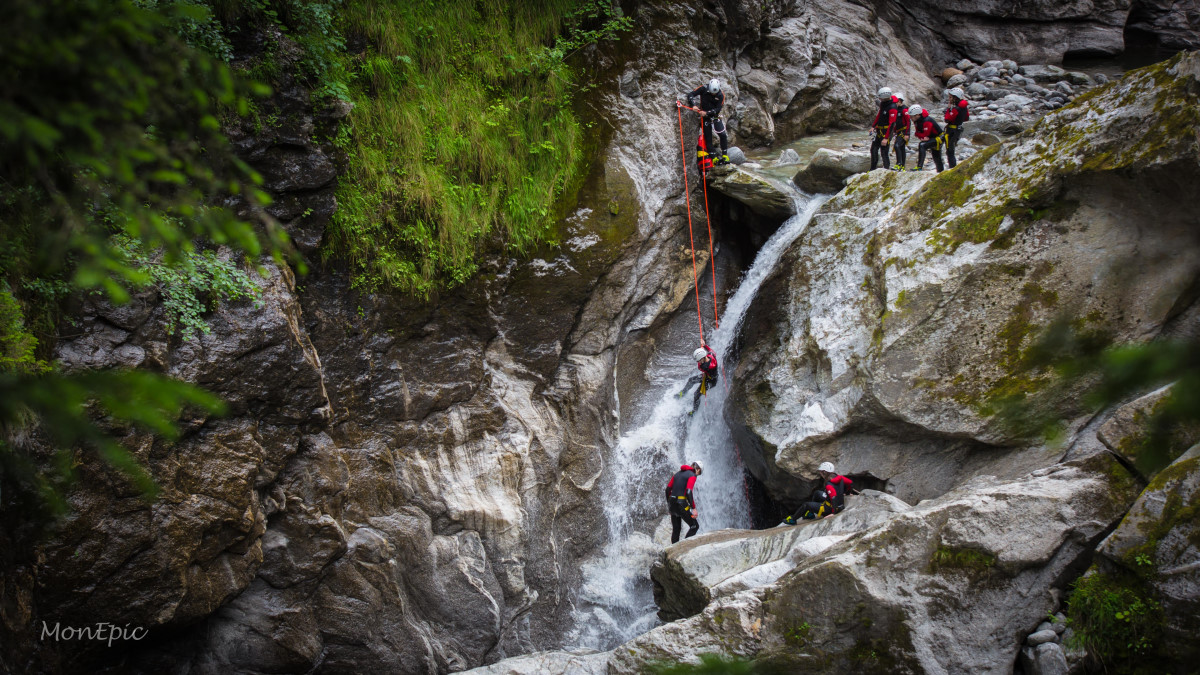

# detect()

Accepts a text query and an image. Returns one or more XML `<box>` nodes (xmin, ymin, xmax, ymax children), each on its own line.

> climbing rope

<box><xmin>676</xmin><ymin>101</ymin><xmax>707</xmax><ymax>344</ymax></box>
<box><xmin>676</xmin><ymin>102</ymin><xmax>722</xmax><ymax>333</ymax></box>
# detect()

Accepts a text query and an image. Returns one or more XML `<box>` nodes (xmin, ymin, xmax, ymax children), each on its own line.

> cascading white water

<box><xmin>568</xmin><ymin>191</ymin><xmax>830</xmax><ymax>649</ymax></box>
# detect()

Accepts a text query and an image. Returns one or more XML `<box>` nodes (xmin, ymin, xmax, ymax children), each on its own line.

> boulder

<box><xmin>1095</xmin><ymin>444</ymin><xmax>1200</xmax><ymax>662</ymax></box>
<box><xmin>947</xmin><ymin>73</ymin><xmax>969</xmax><ymax>88</ymax></box>
<box><xmin>1125</xmin><ymin>0</ymin><xmax>1200</xmax><ymax>50</ymax></box>
<box><xmin>1020</xmin><ymin>64</ymin><xmax>1068</xmax><ymax>83</ymax></box>
<box><xmin>463</xmin><ymin>649</ymin><xmax>610</xmax><ymax>675</ymax></box>
<box><xmin>967</xmin><ymin>82</ymin><xmax>990</xmax><ymax>99</ymax></box>
<box><xmin>731</xmin><ymin>53</ymin><xmax>1200</xmax><ymax>503</ymax></box>
<box><xmin>651</xmin><ymin>491</ymin><xmax>910</xmax><ymax>620</ymax></box>
<box><xmin>956</xmin><ymin>59</ymin><xmax>977</xmax><ymax>70</ymax></box>
<box><xmin>1018</xmin><ymin>642</ymin><xmax>1070</xmax><ymax>675</ymax></box>
<box><xmin>708</xmin><ymin>165</ymin><xmax>798</xmax><ymax>220</ymax></box>
<box><xmin>729</xmin><ymin>146</ymin><xmax>748</xmax><ymax>165</ymax></box>
<box><xmin>942</xmin><ymin>67</ymin><xmax>964</xmax><ymax>81</ymax></box>
<box><xmin>611</xmin><ymin>454</ymin><xmax>1140</xmax><ymax>674</ymax></box>
<box><xmin>793</xmin><ymin>148</ymin><xmax>872</xmax><ymax>193</ymax></box>
<box><xmin>774</xmin><ymin>148</ymin><xmax>802</xmax><ymax>166</ymax></box>
<box><xmin>1067</xmin><ymin>71</ymin><xmax>1094</xmax><ymax>86</ymax></box>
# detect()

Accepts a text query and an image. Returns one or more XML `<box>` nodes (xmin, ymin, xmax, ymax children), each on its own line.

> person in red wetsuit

<box><xmin>910</xmin><ymin>105</ymin><xmax>946</xmax><ymax>173</ymax></box>
<box><xmin>784</xmin><ymin>468</ymin><xmax>838</xmax><ymax>524</ymax></box>
<box><xmin>943</xmin><ymin>87</ymin><xmax>970</xmax><ymax>168</ymax></box>
<box><xmin>678</xmin><ymin>343</ymin><xmax>719</xmax><ymax>416</ymax></box>
<box><xmin>820</xmin><ymin>462</ymin><xmax>859</xmax><ymax>513</ymax></box>
<box><xmin>870</xmin><ymin>86</ymin><xmax>898</xmax><ymax>170</ymax></box>
<box><xmin>665</xmin><ymin>462</ymin><xmax>703</xmax><ymax>543</ymax></box>
<box><xmin>891</xmin><ymin>92</ymin><xmax>911</xmax><ymax>171</ymax></box>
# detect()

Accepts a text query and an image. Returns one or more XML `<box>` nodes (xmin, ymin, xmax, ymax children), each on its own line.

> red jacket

<box><xmin>895</xmin><ymin>107</ymin><xmax>911</xmax><ymax>137</ymax></box>
<box><xmin>944</xmin><ymin>99</ymin><xmax>970</xmax><ymax>127</ymax></box>
<box><xmin>871</xmin><ymin>101</ymin><xmax>898</xmax><ymax>139</ymax></box>
<box><xmin>697</xmin><ymin>345</ymin><xmax>718</xmax><ymax>375</ymax></box>
<box><xmin>666</xmin><ymin>465</ymin><xmax>700</xmax><ymax>509</ymax></box>
<box><xmin>914</xmin><ymin>115</ymin><xmax>943</xmax><ymax>141</ymax></box>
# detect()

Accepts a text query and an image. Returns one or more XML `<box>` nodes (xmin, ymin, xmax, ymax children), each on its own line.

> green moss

<box><xmin>929</xmin><ymin>546</ymin><xmax>997</xmax><ymax>574</ymax></box>
<box><xmin>784</xmin><ymin>621</ymin><xmax>812</xmax><ymax>647</ymax></box>
<box><xmin>907</xmin><ymin>143</ymin><xmax>1002</xmax><ymax>223</ymax></box>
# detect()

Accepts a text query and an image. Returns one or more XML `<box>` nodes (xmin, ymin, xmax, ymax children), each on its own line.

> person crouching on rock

<box><xmin>943</xmin><ymin>87</ymin><xmax>970</xmax><ymax>168</ymax></box>
<box><xmin>891</xmin><ymin>92</ymin><xmax>910</xmax><ymax>171</ymax></box>
<box><xmin>666</xmin><ymin>461</ymin><xmax>703</xmax><ymax>543</ymax></box>
<box><xmin>677</xmin><ymin>343</ymin><xmax>719</xmax><ymax>416</ymax></box>
<box><xmin>784</xmin><ymin>466</ymin><xmax>838</xmax><ymax>524</ymax></box>
<box><xmin>911</xmin><ymin>105</ymin><xmax>946</xmax><ymax>173</ymax></box>
<box><xmin>822</xmin><ymin>462</ymin><xmax>859</xmax><ymax>513</ymax></box>
<box><xmin>685</xmin><ymin>79</ymin><xmax>729</xmax><ymax>166</ymax></box>
<box><xmin>870</xmin><ymin>86</ymin><xmax>898</xmax><ymax>171</ymax></box>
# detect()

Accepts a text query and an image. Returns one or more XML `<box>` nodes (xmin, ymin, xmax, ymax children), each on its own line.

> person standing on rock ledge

<box><xmin>665</xmin><ymin>462</ymin><xmax>703</xmax><ymax>543</ymax></box>
<box><xmin>891</xmin><ymin>92</ymin><xmax>911</xmax><ymax>171</ymax></box>
<box><xmin>911</xmin><ymin>105</ymin><xmax>946</xmax><ymax>173</ymax></box>
<box><xmin>685</xmin><ymin>79</ymin><xmax>729</xmax><ymax>166</ymax></box>
<box><xmin>943</xmin><ymin>87</ymin><xmax>970</xmax><ymax>168</ymax></box>
<box><xmin>677</xmin><ymin>343</ymin><xmax>719</xmax><ymax>416</ymax></box>
<box><xmin>870</xmin><ymin>86</ymin><xmax>898</xmax><ymax>170</ymax></box>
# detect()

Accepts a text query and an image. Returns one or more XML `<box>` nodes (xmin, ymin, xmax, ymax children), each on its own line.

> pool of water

<box><xmin>744</xmin><ymin>129</ymin><xmax>866</xmax><ymax>183</ymax></box>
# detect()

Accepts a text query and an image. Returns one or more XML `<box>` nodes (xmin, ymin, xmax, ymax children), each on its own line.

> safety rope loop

<box><xmin>700</xmin><ymin>167</ymin><xmax>720</xmax><ymax>329</ymax></box>
<box><xmin>677</xmin><ymin>103</ymin><xmax>706</xmax><ymax>344</ymax></box>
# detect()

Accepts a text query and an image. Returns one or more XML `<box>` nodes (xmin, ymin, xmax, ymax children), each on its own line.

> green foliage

<box><xmin>0</xmin><ymin>0</ymin><xmax>283</xmax><ymax>514</ymax></box>
<box><xmin>1066</xmin><ymin>569</ymin><xmax>1164</xmax><ymax>670</ymax></box>
<box><xmin>647</xmin><ymin>653</ymin><xmax>784</xmax><ymax>675</ymax></box>
<box><xmin>114</xmin><ymin>235</ymin><xmax>261</xmax><ymax>339</ymax></box>
<box><xmin>929</xmin><ymin>546</ymin><xmax>997</xmax><ymax>573</ymax></box>
<box><xmin>324</xmin><ymin>0</ymin><xmax>629</xmax><ymax>295</ymax></box>
<box><xmin>991</xmin><ymin>318</ymin><xmax>1200</xmax><ymax>475</ymax></box>
<box><xmin>784</xmin><ymin>621</ymin><xmax>812</xmax><ymax>647</ymax></box>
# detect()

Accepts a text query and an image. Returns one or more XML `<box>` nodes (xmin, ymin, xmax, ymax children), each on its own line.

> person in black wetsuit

<box><xmin>870</xmin><ymin>86</ymin><xmax>898</xmax><ymax>170</ymax></box>
<box><xmin>677</xmin><ymin>343</ymin><xmax>719</xmax><ymax>415</ymax></box>
<box><xmin>911</xmin><ymin>105</ymin><xmax>946</xmax><ymax>173</ymax></box>
<box><xmin>783</xmin><ymin>463</ymin><xmax>842</xmax><ymax>524</ymax></box>
<box><xmin>943</xmin><ymin>87</ymin><xmax>970</xmax><ymax>168</ymax></box>
<box><xmin>685</xmin><ymin>79</ymin><xmax>729</xmax><ymax>166</ymax></box>
<box><xmin>891</xmin><ymin>92</ymin><xmax>910</xmax><ymax>171</ymax></box>
<box><xmin>665</xmin><ymin>462</ymin><xmax>703</xmax><ymax>543</ymax></box>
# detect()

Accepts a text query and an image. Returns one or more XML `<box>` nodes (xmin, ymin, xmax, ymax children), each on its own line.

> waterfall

<box><xmin>568</xmin><ymin>191</ymin><xmax>830</xmax><ymax>649</ymax></box>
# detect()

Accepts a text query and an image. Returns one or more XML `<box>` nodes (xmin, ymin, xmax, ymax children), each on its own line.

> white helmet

<box><xmin>691</xmin><ymin>461</ymin><xmax>703</xmax><ymax>475</ymax></box>
<box><xmin>892</xmin><ymin>91</ymin><xmax>905</xmax><ymax>102</ymax></box>
<box><xmin>948</xmin><ymin>87</ymin><xmax>966</xmax><ymax>100</ymax></box>
<box><xmin>707</xmin><ymin>78</ymin><xmax>721</xmax><ymax>94</ymax></box>
<box><xmin>818</xmin><ymin>461</ymin><xmax>836</xmax><ymax>473</ymax></box>
<box><xmin>693</xmin><ymin>347</ymin><xmax>709</xmax><ymax>362</ymax></box>
<box><xmin>908</xmin><ymin>104</ymin><xmax>924</xmax><ymax>117</ymax></box>
<box><xmin>877</xmin><ymin>86</ymin><xmax>892</xmax><ymax>100</ymax></box>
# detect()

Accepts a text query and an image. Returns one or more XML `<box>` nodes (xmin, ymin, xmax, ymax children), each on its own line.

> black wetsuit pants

<box><xmin>918</xmin><ymin>137</ymin><xmax>945</xmax><ymax>172</ymax></box>
<box><xmin>669</xmin><ymin>499</ymin><xmax>699</xmax><ymax>543</ymax></box>
<box><xmin>790</xmin><ymin>500</ymin><xmax>832</xmax><ymax>521</ymax></box>
<box><xmin>684</xmin><ymin>370</ymin><xmax>719</xmax><ymax>413</ymax></box>
<box><xmin>945</xmin><ymin>125</ymin><xmax>962</xmax><ymax>168</ymax></box>
<box><xmin>870</xmin><ymin>133</ymin><xmax>891</xmax><ymax>170</ymax></box>
<box><xmin>702</xmin><ymin>117</ymin><xmax>728</xmax><ymax>156</ymax></box>
<box><xmin>893</xmin><ymin>135</ymin><xmax>907</xmax><ymax>168</ymax></box>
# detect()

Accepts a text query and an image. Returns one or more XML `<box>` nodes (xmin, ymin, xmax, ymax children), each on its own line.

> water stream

<box><xmin>568</xmin><ymin>189</ymin><xmax>830</xmax><ymax>649</ymax></box>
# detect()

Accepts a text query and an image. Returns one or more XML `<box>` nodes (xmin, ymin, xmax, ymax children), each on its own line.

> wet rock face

<box><xmin>1128</xmin><ymin>0</ymin><xmax>1200</xmax><ymax>50</ymax></box>
<box><xmin>610</xmin><ymin>452</ymin><xmax>1140</xmax><ymax>674</ymax></box>
<box><xmin>882</xmin><ymin>0</ymin><xmax>1131</xmax><ymax>65</ymax></box>
<box><xmin>731</xmin><ymin>53</ymin><xmax>1200</xmax><ymax>505</ymax></box>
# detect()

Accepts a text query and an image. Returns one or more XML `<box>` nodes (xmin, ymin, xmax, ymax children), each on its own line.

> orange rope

<box><xmin>700</xmin><ymin>167</ymin><xmax>719</xmax><ymax>328</ymax></box>
<box><xmin>676</xmin><ymin>102</ymin><xmax>706</xmax><ymax>344</ymax></box>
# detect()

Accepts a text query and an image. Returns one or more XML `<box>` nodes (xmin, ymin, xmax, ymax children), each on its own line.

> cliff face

<box><xmin>4</xmin><ymin>2</ymin><xmax>1197</xmax><ymax>675</ymax></box>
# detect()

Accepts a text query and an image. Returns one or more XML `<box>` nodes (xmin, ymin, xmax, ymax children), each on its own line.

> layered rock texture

<box><xmin>732</xmin><ymin>51</ymin><xmax>1200</xmax><ymax>505</ymax></box>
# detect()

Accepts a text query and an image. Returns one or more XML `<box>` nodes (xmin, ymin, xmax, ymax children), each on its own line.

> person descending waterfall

<box><xmin>891</xmin><ymin>92</ymin><xmax>911</xmax><ymax>171</ymax></box>
<box><xmin>665</xmin><ymin>461</ymin><xmax>703</xmax><ymax>543</ymax></box>
<box><xmin>869</xmin><ymin>86</ymin><xmax>898</xmax><ymax>170</ymax></box>
<box><xmin>783</xmin><ymin>465</ymin><xmax>839</xmax><ymax>524</ymax></box>
<box><xmin>943</xmin><ymin>87</ymin><xmax>970</xmax><ymax>168</ymax></box>
<box><xmin>911</xmin><ymin>105</ymin><xmax>947</xmax><ymax>173</ymax></box>
<box><xmin>677</xmin><ymin>343</ymin><xmax>719</xmax><ymax>416</ymax></box>
<box><xmin>685</xmin><ymin>79</ymin><xmax>729</xmax><ymax>166</ymax></box>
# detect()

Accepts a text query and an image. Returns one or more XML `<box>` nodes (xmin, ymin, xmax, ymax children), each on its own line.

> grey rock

<box><xmin>947</xmin><ymin>73</ymin><xmax>969</xmax><ymax>88</ymax></box>
<box><xmin>967</xmin><ymin>82</ymin><xmax>990</xmax><ymax>99</ymax></box>
<box><xmin>1125</xmin><ymin>0</ymin><xmax>1200</xmax><ymax>50</ymax></box>
<box><xmin>1095</xmin><ymin>73</ymin><xmax>1109</xmax><ymax>85</ymax></box>
<box><xmin>1032</xmin><ymin>642</ymin><xmax>1070</xmax><ymax>675</ymax></box>
<box><xmin>1036</xmin><ymin>621</ymin><xmax>1054</xmax><ymax>634</ymax></box>
<box><xmin>957</xmin><ymin>59</ymin><xmax>977</xmax><ymax>70</ymax></box>
<box><xmin>618</xmin><ymin>70</ymin><xmax>641</xmax><ymax>98</ymax></box>
<box><xmin>793</xmin><ymin>147</ymin><xmax>871</xmax><ymax>194</ymax></box>
<box><xmin>1067</xmin><ymin>71</ymin><xmax>1094</xmax><ymax>86</ymax></box>
<box><xmin>1002</xmin><ymin>60</ymin><xmax>1018</xmax><ymax>71</ymax></box>
<box><xmin>971</xmin><ymin>132</ymin><xmax>1001</xmax><ymax>146</ymax></box>
<box><xmin>464</xmin><ymin>649</ymin><xmax>609</xmax><ymax>675</ymax></box>
<box><xmin>1027</xmin><ymin>629</ymin><xmax>1059</xmax><ymax>646</ymax></box>
<box><xmin>708</xmin><ymin>165</ymin><xmax>797</xmax><ymax>219</ymax></box>
<box><xmin>1097</xmin><ymin>444</ymin><xmax>1200</xmax><ymax>662</ymax></box>
<box><xmin>983</xmin><ymin>60</ymin><xmax>1004</xmax><ymax>69</ymax></box>
<box><xmin>728</xmin><ymin>146</ymin><xmax>747</xmax><ymax>165</ymax></box>
<box><xmin>774</xmin><ymin>148</ymin><xmax>802</xmax><ymax>166</ymax></box>
<box><xmin>1001</xmin><ymin>93</ymin><xmax>1035</xmax><ymax>107</ymax></box>
<box><xmin>1020</xmin><ymin>64</ymin><xmax>1068</xmax><ymax>83</ymax></box>
<box><xmin>978</xmin><ymin>66</ymin><xmax>1000</xmax><ymax>79</ymax></box>
<box><xmin>1054</xmin><ymin>81</ymin><xmax>1074</xmax><ymax>95</ymax></box>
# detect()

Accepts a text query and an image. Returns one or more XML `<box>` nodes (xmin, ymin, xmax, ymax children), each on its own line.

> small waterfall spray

<box><xmin>569</xmin><ymin>192</ymin><xmax>829</xmax><ymax>649</ymax></box>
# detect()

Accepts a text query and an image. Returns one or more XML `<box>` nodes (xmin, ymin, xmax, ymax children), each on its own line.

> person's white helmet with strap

<box><xmin>948</xmin><ymin>87</ymin><xmax>966</xmax><ymax>100</ymax></box>
<box><xmin>908</xmin><ymin>104</ymin><xmax>924</xmax><ymax>117</ymax></box>
<box><xmin>693</xmin><ymin>347</ymin><xmax>709</xmax><ymax>362</ymax></box>
<box><xmin>877</xmin><ymin>86</ymin><xmax>892</xmax><ymax>100</ymax></box>
<box><xmin>818</xmin><ymin>461</ymin><xmax>836</xmax><ymax>473</ymax></box>
<box><xmin>691</xmin><ymin>461</ymin><xmax>703</xmax><ymax>476</ymax></box>
<box><xmin>708</xmin><ymin>78</ymin><xmax>721</xmax><ymax>94</ymax></box>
